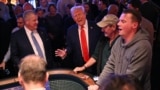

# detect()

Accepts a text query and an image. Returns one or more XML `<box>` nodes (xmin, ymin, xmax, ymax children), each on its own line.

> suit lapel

<box><xmin>37</xmin><ymin>29</ymin><xmax>48</xmax><ymax>55</ymax></box>
<box><xmin>88</xmin><ymin>22</ymin><xmax>93</xmax><ymax>54</ymax></box>
<box><xmin>74</xmin><ymin>25</ymin><xmax>83</xmax><ymax>56</ymax></box>
<box><xmin>38</xmin><ymin>29</ymin><xmax>45</xmax><ymax>44</ymax></box>
<box><xmin>21</xmin><ymin>28</ymin><xmax>34</xmax><ymax>53</ymax></box>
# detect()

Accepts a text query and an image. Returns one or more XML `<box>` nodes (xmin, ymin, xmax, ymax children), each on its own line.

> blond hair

<box><xmin>19</xmin><ymin>54</ymin><xmax>47</xmax><ymax>84</ymax></box>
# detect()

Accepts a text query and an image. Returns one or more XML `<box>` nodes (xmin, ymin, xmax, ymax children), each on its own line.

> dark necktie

<box><xmin>31</xmin><ymin>32</ymin><xmax>44</xmax><ymax>58</ymax></box>
<box><xmin>80</xmin><ymin>26</ymin><xmax>89</xmax><ymax>62</ymax></box>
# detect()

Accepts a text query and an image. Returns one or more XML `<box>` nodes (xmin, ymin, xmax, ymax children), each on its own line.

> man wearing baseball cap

<box><xmin>74</xmin><ymin>14</ymin><xmax>119</xmax><ymax>76</ymax></box>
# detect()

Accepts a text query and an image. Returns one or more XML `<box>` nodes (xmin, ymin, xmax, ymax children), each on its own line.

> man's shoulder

<box><xmin>111</xmin><ymin>37</ymin><xmax>122</xmax><ymax>48</ymax></box>
<box><xmin>12</xmin><ymin>28</ymin><xmax>24</xmax><ymax>35</ymax></box>
<box><xmin>114</xmin><ymin>36</ymin><xmax>122</xmax><ymax>43</ymax></box>
<box><xmin>141</xmin><ymin>17</ymin><xmax>153</xmax><ymax>26</ymax></box>
<box><xmin>37</xmin><ymin>27</ymin><xmax>47</xmax><ymax>32</ymax></box>
<box><xmin>88</xmin><ymin>21</ymin><xmax>97</xmax><ymax>26</ymax></box>
<box><xmin>88</xmin><ymin>21</ymin><xmax>101</xmax><ymax>31</ymax></box>
<box><xmin>68</xmin><ymin>24</ymin><xmax>77</xmax><ymax>31</ymax></box>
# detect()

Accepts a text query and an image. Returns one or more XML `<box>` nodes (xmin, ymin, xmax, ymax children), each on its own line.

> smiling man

<box><xmin>55</xmin><ymin>5</ymin><xmax>101</xmax><ymax>75</ymax></box>
<box><xmin>11</xmin><ymin>10</ymin><xmax>57</xmax><ymax>72</ymax></box>
<box><xmin>88</xmin><ymin>9</ymin><xmax>152</xmax><ymax>90</ymax></box>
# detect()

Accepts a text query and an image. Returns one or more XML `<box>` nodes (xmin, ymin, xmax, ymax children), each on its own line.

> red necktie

<box><xmin>80</xmin><ymin>26</ymin><xmax>89</xmax><ymax>62</ymax></box>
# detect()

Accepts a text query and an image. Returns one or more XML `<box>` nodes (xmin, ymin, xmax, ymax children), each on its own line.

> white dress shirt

<box><xmin>24</xmin><ymin>26</ymin><xmax>46</xmax><ymax>62</ymax></box>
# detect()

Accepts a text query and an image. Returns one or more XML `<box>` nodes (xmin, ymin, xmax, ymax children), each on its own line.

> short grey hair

<box><xmin>23</xmin><ymin>10</ymin><xmax>36</xmax><ymax>21</ymax></box>
<box><xmin>70</xmin><ymin>5</ymin><xmax>85</xmax><ymax>16</ymax></box>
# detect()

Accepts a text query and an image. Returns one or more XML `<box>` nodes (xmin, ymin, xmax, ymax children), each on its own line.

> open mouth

<box><xmin>118</xmin><ymin>27</ymin><xmax>122</xmax><ymax>31</ymax></box>
<box><xmin>78</xmin><ymin>19</ymin><xmax>82</xmax><ymax>22</ymax></box>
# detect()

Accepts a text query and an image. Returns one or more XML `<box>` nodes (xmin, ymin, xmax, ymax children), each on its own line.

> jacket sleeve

<box><xmin>10</xmin><ymin>33</ymin><xmax>20</xmax><ymax>66</ymax></box>
<box><xmin>96</xmin><ymin>40</ymin><xmax>116</xmax><ymax>87</ymax></box>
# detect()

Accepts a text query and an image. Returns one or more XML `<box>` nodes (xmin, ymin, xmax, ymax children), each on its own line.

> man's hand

<box><xmin>73</xmin><ymin>66</ymin><xmax>86</xmax><ymax>73</ymax></box>
<box><xmin>88</xmin><ymin>85</ymin><xmax>99</xmax><ymax>90</ymax></box>
<box><xmin>0</xmin><ymin>61</ymin><xmax>6</xmax><ymax>70</ymax></box>
<box><xmin>55</xmin><ymin>49</ymin><xmax>67</xmax><ymax>59</ymax></box>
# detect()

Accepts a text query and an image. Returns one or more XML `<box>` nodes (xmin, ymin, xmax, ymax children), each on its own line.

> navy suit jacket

<box><xmin>66</xmin><ymin>21</ymin><xmax>102</xmax><ymax>75</ymax></box>
<box><xmin>11</xmin><ymin>27</ymin><xmax>56</xmax><ymax>69</ymax></box>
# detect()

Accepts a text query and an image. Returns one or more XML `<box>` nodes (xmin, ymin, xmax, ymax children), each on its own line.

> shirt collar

<box><xmin>78</xmin><ymin>20</ymin><xmax>88</xmax><ymax>29</ymax></box>
<box><xmin>24</xmin><ymin>26</ymin><xmax>37</xmax><ymax>34</ymax></box>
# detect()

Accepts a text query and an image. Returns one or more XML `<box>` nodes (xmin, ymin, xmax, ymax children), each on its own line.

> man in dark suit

<box><xmin>11</xmin><ymin>10</ymin><xmax>56</xmax><ymax>71</ymax></box>
<box><xmin>55</xmin><ymin>5</ymin><xmax>102</xmax><ymax>75</ymax></box>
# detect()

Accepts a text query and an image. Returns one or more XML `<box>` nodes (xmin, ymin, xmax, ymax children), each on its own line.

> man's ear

<box><xmin>45</xmin><ymin>72</ymin><xmax>49</xmax><ymax>82</ymax></box>
<box><xmin>18</xmin><ymin>72</ymin><xmax>23</xmax><ymax>85</ymax></box>
<box><xmin>132</xmin><ymin>22</ymin><xmax>138</xmax><ymax>29</ymax></box>
<box><xmin>112</xmin><ymin>24</ymin><xmax>117</xmax><ymax>31</ymax></box>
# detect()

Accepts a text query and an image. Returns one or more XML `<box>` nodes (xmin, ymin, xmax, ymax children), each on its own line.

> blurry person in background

<box><xmin>14</xmin><ymin>4</ymin><xmax>23</xmax><ymax>16</ymax></box>
<box><xmin>17</xmin><ymin>0</ymin><xmax>28</xmax><ymax>7</ymax></box>
<box><xmin>18</xmin><ymin>54</ymin><xmax>49</xmax><ymax>90</ymax></box>
<box><xmin>127</xmin><ymin>0</ymin><xmax>154</xmax><ymax>46</ymax></box>
<box><xmin>139</xmin><ymin>0</ymin><xmax>159</xmax><ymax>30</ymax></box>
<box><xmin>111</xmin><ymin>0</ymin><xmax>127</xmax><ymax>17</ymax></box>
<box><xmin>89</xmin><ymin>0</ymin><xmax>99</xmax><ymax>19</ymax></box>
<box><xmin>82</xmin><ymin>2</ymin><xmax>95</xmax><ymax>21</ymax></box>
<box><xmin>0</xmin><ymin>1</ymin><xmax>11</xmax><ymax>21</ymax></box>
<box><xmin>0</xmin><ymin>14</ymin><xmax>24</xmax><ymax>70</ymax></box>
<box><xmin>35</xmin><ymin>7</ymin><xmax>46</xmax><ymax>29</ymax></box>
<box><xmin>23</xmin><ymin>2</ymin><xmax>34</xmax><ymax>11</ymax></box>
<box><xmin>95</xmin><ymin>0</ymin><xmax>108</xmax><ymax>23</ymax></box>
<box><xmin>63</xmin><ymin>4</ymin><xmax>75</xmax><ymax>37</ymax></box>
<box><xmin>38</xmin><ymin>0</ymin><xmax>49</xmax><ymax>16</ymax></box>
<box><xmin>12</xmin><ymin>14</ymin><xmax>24</xmax><ymax>32</ymax></box>
<box><xmin>0</xmin><ymin>1</ymin><xmax>12</xmax><ymax>70</ymax></box>
<box><xmin>56</xmin><ymin>0</ymin><xmax>76</xmax><ymax>17</ymax></box>
<box><xmin>107</xmin><ymin>4</ymin><xmax>119</xmax><ymax>16</ymax></box>
<box><xmin>6</xmin><ymin>0</ymin><xmax>15</xmax><ymax>19</ymax></box>
<box><xmin>104</xmin><ymin>74</ymin><xmax>143</xmax><ymax>90</ymax></box>
<box><xmin>45</xmin><ymin>4</ymin><xmax>65</xmax><ymax>62</ymax></box>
